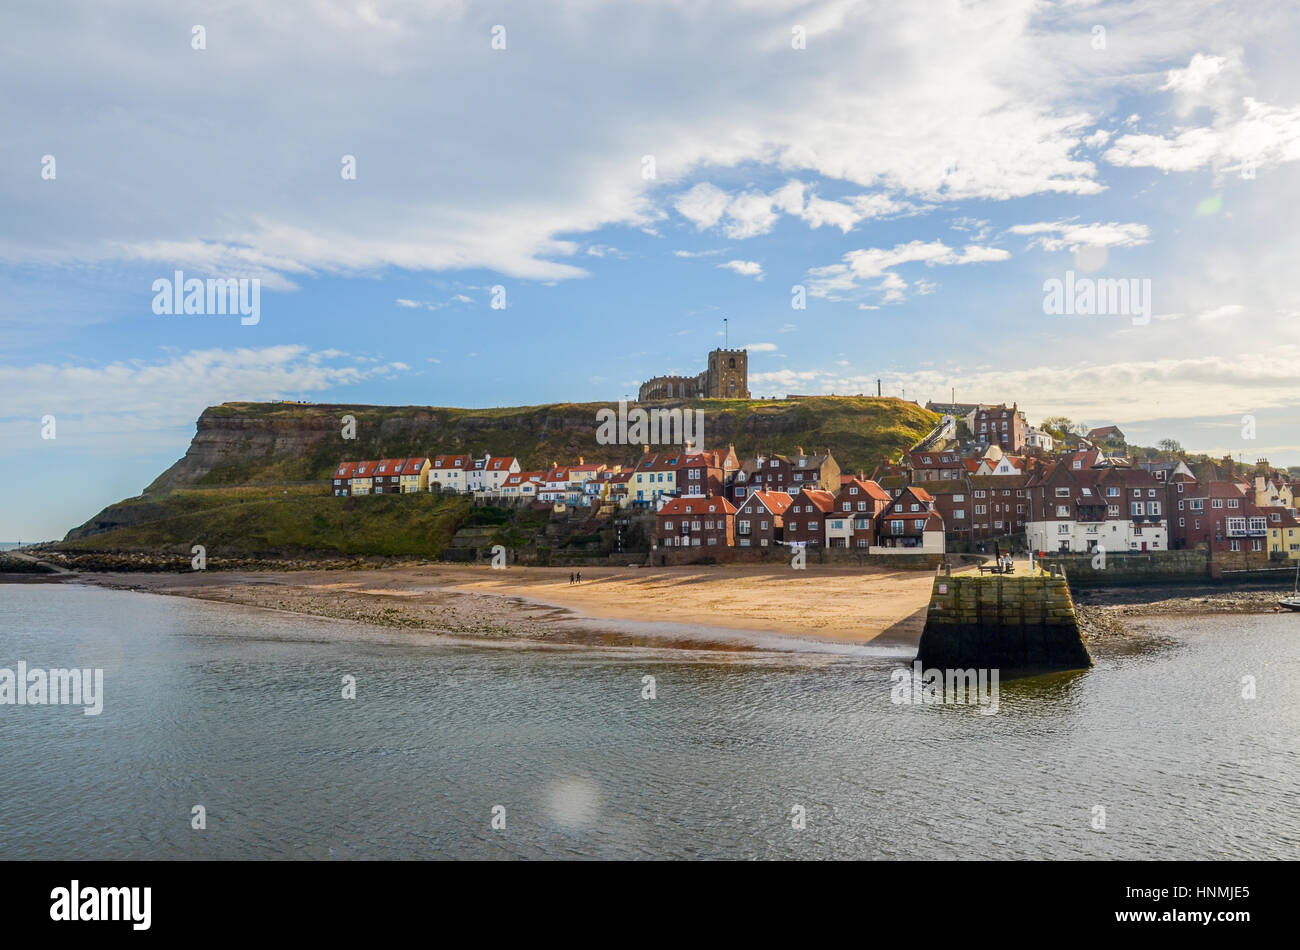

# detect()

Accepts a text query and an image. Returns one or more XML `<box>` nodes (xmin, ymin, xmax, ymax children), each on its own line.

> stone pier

<box><xmin>915</xmin><ymin>572</ymin><xmax>1092</xmax><ymax>672</ymax></box>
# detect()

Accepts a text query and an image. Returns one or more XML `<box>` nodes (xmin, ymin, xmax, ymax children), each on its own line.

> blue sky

<box><xmin>3</xmin><ymin>0</ymin><xmax>1300</xmax><ymax>539</ymax></box>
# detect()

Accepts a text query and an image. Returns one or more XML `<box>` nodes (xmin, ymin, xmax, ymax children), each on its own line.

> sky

<box><xmin>2</xmin><ymin>0</ymin><xmax>1299</xmax><ymax>540</ymax></box>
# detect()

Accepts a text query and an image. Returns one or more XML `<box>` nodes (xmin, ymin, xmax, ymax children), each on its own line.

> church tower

<box><xmin>705</xmin><ymin>348</ymin><xmax>749</xmax><ymax>398</ymax></box>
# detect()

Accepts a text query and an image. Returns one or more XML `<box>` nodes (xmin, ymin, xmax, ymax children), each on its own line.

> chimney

<box><xmin>643</xmin><ymin>444</ymin><xmax>650</xmax><ymax>455</ymax></box>
<box><xmin>796</xmin><ymin>445</ymin><xmax>804</xmax><ymax>456</ymax></box>
<box><xmin>578</xmin><ymin>456</ymin><xmax>584</xmax><ymax>465</ymax></box>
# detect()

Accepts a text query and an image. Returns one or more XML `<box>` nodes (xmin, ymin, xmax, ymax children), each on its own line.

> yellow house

<box><xmin>349</xmin><ymin>459</ymin><xmax>377</xmax><ymax>496</ymax></box>
<box><xmin>1266</xmin><ymin>510</ymin><xmax>1300</xmax><ymax>560</ymax></box>
<box><xmin>629</xmin><ymin>451</ymin><xmax>679</xmax><ymax>507</ymax></box>
<box><xmin>399</xmin><ymin>457</ymin><xmax>432</xmax><ymax>493</ymax></box>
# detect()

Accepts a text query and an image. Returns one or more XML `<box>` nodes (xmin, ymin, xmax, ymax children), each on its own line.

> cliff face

<box><xmin>65</xmin><ymin>396</ymin><xmax>936</xmax><ymax>543</ymax></box>
<box><xmin>146</xmin><ymin>397</ymin><xmax>938</xmax><ymax>492</ymax></box>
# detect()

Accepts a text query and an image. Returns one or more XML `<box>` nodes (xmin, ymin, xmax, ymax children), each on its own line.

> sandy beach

<box><xmin>56</xmin><ymin>563</ymin><xmax>939</xmax><ymax>651</ymax></box>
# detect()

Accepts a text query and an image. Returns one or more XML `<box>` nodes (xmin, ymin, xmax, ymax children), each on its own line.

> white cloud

<box><xmin>675</xmin><ymin>180</ymin><xmax>915</xmax><ymax>238</ymax></box>
<box><xmin>718</xmin><ymin>259</ymin><xmax>764</xmax><ymax>278</ymax></box>
<box><xmin>1009</xmin><ymin>220</ymin><xmax>1152</xmax><ymax>252</ymax></box>
<box><xmin>749</xmin><ymin>346</ymin><xmax>1300</xmax><ymax>425</ymax></box>
<box><xmin>1106</xmin><ymin>53</ymin><xmax>1300</xmax><ymax>176</ymax></box>
<box><xmin>5</xmin><ymin>3</ymin><xmax>1279</xmax><ymax>288</ymax></box>
<box><xmin>807</xmin><ymin>239</ymin><xmax>1010</xmax><ymax>300</ymax></box>
<box><xmin>0</xmin><ymin>346</ymin><xmax>409</xmax><ymax>456</ymax></box>
<box><xmin>743</xmin><ymin>342</ymin><xmax>778</xmax><ymax>352</ymax></box>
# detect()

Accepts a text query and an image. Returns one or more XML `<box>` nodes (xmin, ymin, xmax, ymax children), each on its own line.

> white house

<box><xmin>428</xmin><ymin>454</ymin><xmax>471</xmax><ymax>493</ymax></box>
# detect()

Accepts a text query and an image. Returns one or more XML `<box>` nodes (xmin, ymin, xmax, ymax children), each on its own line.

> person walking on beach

<box><xmin>569</xmin><ymin>572</ymin><xmax>574</xmax><ymax>585</ymax></box>
<box><xmin>576</xmin><ymin>571</ymin><xmax>582</xmax><ymax>584</ymax></box>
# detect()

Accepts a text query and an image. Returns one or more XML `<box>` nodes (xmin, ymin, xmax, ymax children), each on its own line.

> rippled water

<box><xmin>1</xmin><ymin>583</ymin><xmax>1296</xmax><ymax>859</ymax></box>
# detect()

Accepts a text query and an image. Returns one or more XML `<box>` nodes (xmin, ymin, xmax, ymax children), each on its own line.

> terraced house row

<box><xmin>655</xmin><ymin>480</ymin><xmax>945</xmax><ymax>553</ymax></box>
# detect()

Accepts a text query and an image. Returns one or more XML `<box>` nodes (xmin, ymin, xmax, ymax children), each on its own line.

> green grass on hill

<box><xmin>59</xmin><ymin>489</ymin><xmax>471</xmax><ymax>558</ymax></box>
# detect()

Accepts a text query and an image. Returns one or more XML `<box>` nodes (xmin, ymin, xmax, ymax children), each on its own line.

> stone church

<box><xmin>638</xmin><ymin>348</ymin><xmax>750</xmax><ymax>401</ymax></box>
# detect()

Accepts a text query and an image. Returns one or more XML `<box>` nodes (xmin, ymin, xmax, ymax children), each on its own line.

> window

<box><xmin>954</xmin><ymin>510</ymin><xmax>965</xmax><ymax>520</ymax></box>
<box><xmin>1179</xmin><ymin>518</ymin><xmax>1185</xmax><ymax>527</ymax></box>
<box><xmin>891</xmin><ymin>520</ymin><xmax>905</xmax><ymax>534</ymax></box>
<box><xmin>1055</xmin><ymin>505</ymin><xmax>1069</xmax><ymax>517</ymax></box>
<box><xmin>760</xmin><ymin>521</ymin><xmax>769</xmax><ymax>530</ymax></box>
<box><xmin>1131</xmin><ymin>502</ymin><xmax>1145</xmax><ymax>516</ymax></box>
<box><xmin>953</xmin><ymin>494</ymin><xmax>965</xmax><ymax>503</ymax></box>
<box><xmin>1055</xmin><ymin>487</ymin><xmax>1069</xmax><ymax>498</ymax></box>
<box><xmin>857</xmin><ymin>501</ymin><xmax>867</xmax><ymax>511</ymax></box>
<box><xmin>910</xmin><ymin>503</ymin><xmax>920</xmax><ymax>512</ymax></box>
<box><xmin>1212</xmin><ymin>499</ymin><xmax>1223</xmax><ymax>508</ymax></box>
<box><xmin>1148</xmin><ymin>489</ymin><xmax>1157</xmax><ymax>498</ymax></box>
<box><xmin>664</xmin><ymin>521</ymin><xmax>673</xmax><ymax>530</ymax></box>
<box><xmin>849</xmin><ymin>487</ymin><xmax>858</xmax><ymax>495</ymax></box>
<box><xmin>788</xmin><ymin>521</ymin><xmax>799</xmax><ymax>532</ymax></box>
<box><xmin>1058</xmin><ymin>524</ymin><xmax>1070</xmax><ymax>534</ymax></box>
<box><xmin>1227</xmin><ymin>498</ymin><xmax>1239</xmax><ymax>508</ymax></box>
<box><xmin>976</xmin><ymin>505</ymin><xmax>987</xmax><ymax>515</ymax></box>
<box><xmin>809</xmin><ymin>522</ymin><xmax>819</xmax><ymax>532</ymax></box>
<box><xmin>738</xmin><ymin>520</ymin><xmax>750</xmax><ymax>534</ymax></box>
<box><xmin>1149</xmin><ymin>502</ymin><xmax>1161</xmax><ymax>516</ymax></box>
<box><xmin>1177</xmin><ymin>483</ymin><xmax>1184</xmax><ymax>493</ymax></box>
<box><xmin>977</xmin><ymin>490</ymin><xmax>988</xmax><ymax>498</ymax></box>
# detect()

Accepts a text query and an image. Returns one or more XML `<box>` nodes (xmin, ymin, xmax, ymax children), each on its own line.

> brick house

<box><xmin>1169</xmin><ymin>479</ymin><xmax>1269</xmax><ymax>556</ymax></box>
<box><xmin>876</xmin><ymin>486</ymin><xmax>938</xmax><ymax>549</ymax></box>
<box><xmin>372</xmin><ymin>458</ymin><xmax>408</xmax><ymax>494</ymax></box>
<box><xmin>825</xmin><ymin>478</ymin><xmax>891</xmax><ymax>548</ymax></box>
<box><xmin>972</xmin><ymin>403</ymin><xmax>1027</xmax><ymax>452</ymax></box>
<box><xmin>349</xmin><ymin>459</ymin><xmax>378</xmax><ymax>495</ymax></box>
<box><xmin>908</xmin><ymin>448</ymin><xmax>965</xmax><ymax>482</ymax></box>
<box><xmin>332</xmin><ymin>461</ymin><xmax>357</xmax><ymax>496</ymax></box>
<box><xmin>784</xmin><ymin>489</ymin><xmax>835</xmax><ymax>547</ymax></box>
<box><xmin>656</xmin><ymin>496</ymin><xmax>736</xmax><ymax>551</ymax></box>
<box><xmin>676</xmin><ymin>450</ymin><xmax>726</xmax><ymax>497</ymax></box>
<box><xmin>735</xmin><ymin>490</ymin><xmax>793</xmax><ymax>548</ymax></box>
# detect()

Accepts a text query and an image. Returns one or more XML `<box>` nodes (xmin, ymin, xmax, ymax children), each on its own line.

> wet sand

<box><xmin>62</xmin><ymin>563</ymin><xmax>938</xmax><ymax>652</ymax></box>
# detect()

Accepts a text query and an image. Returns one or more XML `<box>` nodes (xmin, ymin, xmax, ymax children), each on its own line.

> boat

<box><xmin>1280</xmin><ymin>559</ymin><xmax>1300</xmax><ymax>611</ymax></box>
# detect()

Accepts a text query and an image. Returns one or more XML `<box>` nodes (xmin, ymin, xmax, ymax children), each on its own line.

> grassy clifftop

<box><xmin>150</xmin><ymin>395</ymin><xmax>938</xmax><ymax>491</ymax></box>
<box><xmin>61</xmin><ymin>396</ymin><xmax>937</xmax><ymax>554</ymax></box>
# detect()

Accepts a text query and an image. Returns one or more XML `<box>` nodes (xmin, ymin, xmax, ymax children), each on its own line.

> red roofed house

<box><xmin>469</xmin><ymin>455</ymin><xmax>521</xmax><ymax>494</ymax></box>
<box><xmin>332</xmin><ymin>461</ymin><xmax>357</xmax><ymax>496</ymax></box>
<box><xmin>656</xmin><ymin>496</ymin><xmax>737</xmax><ymax>551</ymax></box>
<box><xmin>676</xmin><ymin>450</ymin><xmax>726</xmax><ymax>497</ymax></box>
<box><xmin>876</xmin><ymin>486</ymin><xmax>944</xmax><ymax>551</ymax></box>
<box><xmin>785</xmin><ymin>488</ymin><xmax>835</xmax><ymax>548</ymax></box>
<box><xmin>399</xmin><ymin>457</ymin><xmax>431</xmax><ymax>493</ymax></box>
<box><xmin>428</xmin><ymin>454</ymin><xmax>472</xmax><ymax>493</ymax></box>
<box><xmin>500</xmin><ymin>471</ymin><xmax>544</xmax><ymax>501</ymax></box>
<box><xmin>826</xmin><ymin>478</ymin><xmax>892</xmax><ymax>548</ymax></box>
<box><xmin>349</xmin><ymin>459</ymin><xmax>378</xmax><ymax>496</ymax></box>
<box><xmin>372</xmin><ymin>458</ymin><xmax>408</xmax><ymax>494</ymax></box>
<box><xmin>735</xmin><ymin>490</ymin><xmax>793</xmax><ymax>548</ymax></box>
